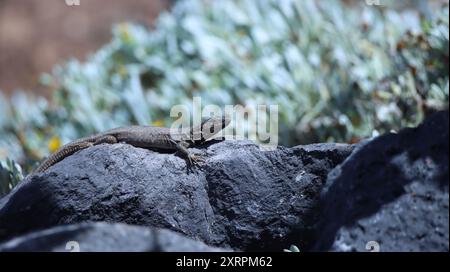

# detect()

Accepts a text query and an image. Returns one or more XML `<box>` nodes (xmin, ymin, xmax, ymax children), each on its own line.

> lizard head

<box><xmin>191</xmin><ymin>115</ymin><xmax>231</xmax><ymax>143</ymax></box>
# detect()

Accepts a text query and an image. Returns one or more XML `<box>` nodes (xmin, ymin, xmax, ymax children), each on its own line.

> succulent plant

<box><xmin>0</xmin><ymin>0</ymin><xmax>448</xmax><ymax>194</ymax></box>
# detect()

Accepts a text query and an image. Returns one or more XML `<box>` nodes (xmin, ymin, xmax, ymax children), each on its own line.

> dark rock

<box><xmin>0</xmin><ymin>222</ymin><xmax>229</xmax><ymax>252</ymax></box>
<box><xmin>0</xmin><ymin>140</ymin><xmax>353</xmax><ymax>251</ymax></box>
<box><xmin>313</xmin><ymin>111</ymin><xmax>449</xmax><ymax>252</ymax></box>
<box><xmin>204</xmin><ymin>142</ymin><xmax>353</xmax><ymax>251</ymax></box>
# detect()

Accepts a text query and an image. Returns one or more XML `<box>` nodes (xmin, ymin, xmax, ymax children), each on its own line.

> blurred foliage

<box><xmin>0</xmin><ymin>159</ymin><xmax>23</xmax><ymax>196</ymax></box>
<box><xmin>0</xmin><ymin>0</ymin><xmax>448</xmax><ymax>187</ymax></box>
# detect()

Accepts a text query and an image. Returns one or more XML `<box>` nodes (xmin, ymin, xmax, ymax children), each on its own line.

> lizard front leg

<box><xmin>173</xmin><ymin>140</ymin><xmax>204</xmax><ymax>168</ymax></box>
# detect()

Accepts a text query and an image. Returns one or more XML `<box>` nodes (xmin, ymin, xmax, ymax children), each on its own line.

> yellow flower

<box><xmin>151</xmin><ymin>120</ymin><xmax>165</xmax><ymax>127</ymax></box>
<box><xmin>48</xmin><ymin>136</ymin><xmax>62</xmax><ymax>153</ymax></box>
<box><xmin>119</xmin><ymin>23</ymin><xmax>132</xmax><ymax>43</ymax></box>
<box><xmin>118</xmin><ymin>65</ymin><xmax>127</xmax><ymax>77</ymax></box>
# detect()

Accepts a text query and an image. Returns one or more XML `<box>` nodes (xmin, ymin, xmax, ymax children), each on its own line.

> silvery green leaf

<box><xmin>124</xmin><ymin>68</ymin><xmax>152</xmax><ymax>125</ymax></box>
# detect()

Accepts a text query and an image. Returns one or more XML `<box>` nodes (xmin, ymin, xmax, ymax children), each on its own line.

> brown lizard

<box><xmin>33</xmin><ymin>116</ymin><xmax>231</xmax><ymax>173</ymax></box>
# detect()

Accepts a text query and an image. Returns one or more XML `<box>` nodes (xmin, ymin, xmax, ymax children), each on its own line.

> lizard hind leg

<box><xmin>33</xmin><ymin>141</ymin><xmax>94</xmax><ymax>173</ymax></box>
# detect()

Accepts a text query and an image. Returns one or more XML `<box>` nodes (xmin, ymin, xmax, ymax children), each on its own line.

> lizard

<box><xmin>32</xmin><ymin>116</ymin><xmax>231</xmax><ymax>173</ymax></box>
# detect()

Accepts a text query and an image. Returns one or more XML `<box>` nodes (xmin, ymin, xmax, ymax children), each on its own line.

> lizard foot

<box><xmin>187</xmin><ymin>153</ymin><xmax>204</xmax><ymax>168</ymax></box>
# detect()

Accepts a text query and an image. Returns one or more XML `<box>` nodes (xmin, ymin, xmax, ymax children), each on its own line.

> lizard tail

<box><xmin>33</xmin><ymin>141</ymin><xmax>94</xmax><ymax>173</ymax></box>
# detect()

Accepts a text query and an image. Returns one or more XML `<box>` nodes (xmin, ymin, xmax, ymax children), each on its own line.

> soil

<box><xmin>0</xmin><ymin>0</ymin><xmax>171</xmax><ymax>97</ymax></box>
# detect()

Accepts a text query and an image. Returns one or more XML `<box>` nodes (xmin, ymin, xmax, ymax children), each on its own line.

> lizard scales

<box><xmin>33</xmin><ymin>116</ymin><xmax>230</xmax><ymax>173</ymax></box>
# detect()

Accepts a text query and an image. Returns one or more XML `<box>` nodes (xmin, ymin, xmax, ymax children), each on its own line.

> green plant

<box><xmin>0</xmin><ymin>0</ymin><xmax>448</xmax><ymax>179</ymax></box>
<box><xmin>0</xmin><ymin>158</ymin><xmax>24</xmax><ymax>196</ymax></box>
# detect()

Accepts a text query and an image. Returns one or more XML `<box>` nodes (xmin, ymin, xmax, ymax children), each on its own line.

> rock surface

<box><xmin>313</xmin><ymin>110</ymin><xmax>449</xmax><ymax>251</ymax></box>
<box><xmin>0</xmin><ymin>111</ymin><xmax>447</xmax><ymax>252</ymax></box>
<box><xmin>0</xmin><ymin>139</ymin><xmax>354</xmax><ymax>251</ymax></box>
<box><xmin>0</xmin><ymin>222</ymin><xmax>228</xmax><ymax>252</ymax></box>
